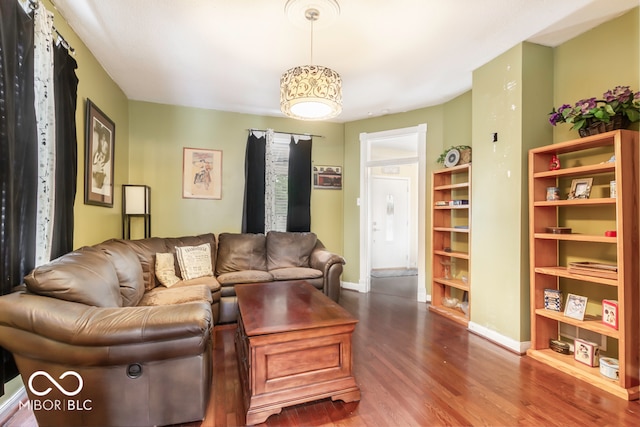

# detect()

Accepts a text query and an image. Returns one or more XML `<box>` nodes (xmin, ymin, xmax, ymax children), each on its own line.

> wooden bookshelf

<box><xmin>527</xmin><ymin>129</ymin><xmax>639</xmax><ymax>400</ymax></box>
<box><xmin>429</xmin><ymin>163</ymin><xmax>471</xmax><ymax>326</ymax></box>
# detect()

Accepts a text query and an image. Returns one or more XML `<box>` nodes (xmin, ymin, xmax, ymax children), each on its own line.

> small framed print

<box><xmin>602</xmin><ymin>299</ymin><xmax>618</xmax><ymax>329</ymax></box>
<box><xmin>313</xmin><ymin>165</ymin><xmax>342</xmax><ymax>190</ymax></box>
<box><xmin>544</xmin><ymin>289</ymin><xmax>563</xmax><ymax>312</ymax></box>
<box><xmin>182</xmin><ymin>147</ymin><xmax>223</xmax><ymax>200</ymax></box>
<box><xmin>567</xmin><ymin>178</ymin><xmax>593</xmax><ymax>199</ymax></box>
<box><xmin>564</xmin><ymin>293</ymin><xmax>588</xmax><ymax>321</ymax></box>
<box><xmin>574</xmin><ymin>338</ymin><xmax>599</xmax><ymax>367</ymax></box>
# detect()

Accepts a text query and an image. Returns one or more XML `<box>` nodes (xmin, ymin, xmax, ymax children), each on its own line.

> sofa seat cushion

<box><xmin>173</xmin><ymin>277</ymin><xmax>221</xmax><ymax>302</ymax></box>
<box><xmin>269</xmin><ymin>267</ymin><xmax>323</xmax><ymax>281</ymax></box>
<box><xmin>215</xmin><ymin>233</ymin><xmax>267</xmax><ymax>275</ymax></box>
<box><xmin>266</xmin><ymin>231</ymin><xmax>317</xmax><ymax>270</ymax></box>
<box><xmin>24</xmin><ymin>246</ymin><xmax>122</xmax><ymax>307</ymax></box>
<box><xmin>216</xmin><ymin>270</ymin><xmax>273</xmax><ymax>286</ymax></box>
<box><xmin>138</xmin><ymin>284</ymin><xmax>212</xmax><ymax>307</ymax></box>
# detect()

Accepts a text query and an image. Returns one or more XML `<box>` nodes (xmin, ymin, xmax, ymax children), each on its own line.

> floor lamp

<box><xmin>122</xmin><ymin>185</ymin><xmax>151</xmax><ymax>239</ymax></box>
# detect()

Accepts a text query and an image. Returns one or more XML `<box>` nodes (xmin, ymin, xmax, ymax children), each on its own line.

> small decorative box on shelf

<box><xmin>574</xmin><ymin>338</ymin><xmax>600</xmax><ymax>367</ymax></box>
<box><xmin>549</xmin><ymin>339</ymin><xmax>571</xmax><ymax>355</ymax></box>
<box><xmin>600</xmin><ymin>357</ymin><xmax>620</xmax><ymax>380</ymax></box>
<box><xmin>546</xmin><ymin>227</ymin><xmax>572</xmax><ymax>234</ymax></box>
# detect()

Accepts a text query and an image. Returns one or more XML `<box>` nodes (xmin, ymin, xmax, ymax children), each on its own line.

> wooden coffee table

<box><xmin>234</xmin><ymin>280</ymin><xmax>360</xmax><ymax>425</ymax></box>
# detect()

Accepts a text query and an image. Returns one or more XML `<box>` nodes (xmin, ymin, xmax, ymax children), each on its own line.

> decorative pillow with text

<box><xmin>175</xmin><ymin>243</ymin><xmax>213</xmax><ymax>280</ymax></box>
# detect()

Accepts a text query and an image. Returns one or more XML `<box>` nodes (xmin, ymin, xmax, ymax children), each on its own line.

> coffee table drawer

<box><xmin>251</xmin><ymin>328</ymin><xmax>354</xmax><ymax>395</ymax></box>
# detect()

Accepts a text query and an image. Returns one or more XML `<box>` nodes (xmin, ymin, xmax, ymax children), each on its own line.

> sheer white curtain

<box><xmin>33</xmin><ymin>1</ymin><xmax>55</xmax><ymax>266</ymax></box>
<box><xmin>264</xmin><ymin>129</ymin><xmax>276</xmax><ymax>233</ymax></box>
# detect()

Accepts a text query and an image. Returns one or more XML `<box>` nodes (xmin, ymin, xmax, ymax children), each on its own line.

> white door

<box><xmin>371</xmin><ymin>176</ymin><xmax>410</xmax><ymax>269</ymax></box>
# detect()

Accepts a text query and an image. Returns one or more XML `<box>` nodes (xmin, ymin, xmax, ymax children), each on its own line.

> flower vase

<box><xmin>578</xmin><ymin>115</ymin><xmax>631</xmax><ymax>137</ymax></box>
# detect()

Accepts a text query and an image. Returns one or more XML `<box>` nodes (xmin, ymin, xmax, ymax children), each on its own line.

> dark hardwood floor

<box><xmin>6</xmin><ymin>287</ymin><xmax>640</xmax><ymax>426</ymax></box>
<box><xmin>202</xmin><ymin>289</ymin><xmax>640</xmax><ymax>427</ymax></box>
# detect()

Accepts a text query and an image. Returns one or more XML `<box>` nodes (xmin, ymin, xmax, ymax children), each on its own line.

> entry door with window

<box><xmin>371</xmin><ymin>176</ymin><xmax>410</xmax><ymax>269</ymax></box>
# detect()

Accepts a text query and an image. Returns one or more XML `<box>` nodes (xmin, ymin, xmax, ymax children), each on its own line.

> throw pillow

<box><xmin>155</xmin><ymin>252</ymin><xmax>181</xmax><ymax>287</ymax></box>
<box><xmin>175</xmin><ymin>243</ymin><xmax>214</xmax><ymax>280</ymax></box>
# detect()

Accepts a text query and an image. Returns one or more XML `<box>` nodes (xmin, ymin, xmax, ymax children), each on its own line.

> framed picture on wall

<box><xmin>182</xmin><ymin>147</ymin><xmax>223</xmax><ymax>200</ymax></box>
<box><xmin>313</xmin><ymin>165</ymin><xmax>342</xmax><ymax>190</ymax></box>
<box><xmin>84</xmin><ymin>99</ymin><xmax>116</xmax><ymax>207</ymax></box>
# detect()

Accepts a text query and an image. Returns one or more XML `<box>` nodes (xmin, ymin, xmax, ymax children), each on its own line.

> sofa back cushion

<box><xmin>266</xmin><ymin>231</ymin><xmax>317</xmax><ymax>270</ymax></box>
<box><xmin>96</xmin><ymin>240</ymin><xmax>145</xmax><ymax>306</ymax></box>
<box><xmin>215</xmin><ymin>233</ymin><xmax>267</xmax><ymax>275</ymax></box>
<box><xmin>122</xmin><ymin>237</ymin><xmax>168</xmax><ymax>290</ymax></box>
<box><xmin>24</xmin><ymin>246</ymin><xmax>122</xmax><ymax>307</ymax></box>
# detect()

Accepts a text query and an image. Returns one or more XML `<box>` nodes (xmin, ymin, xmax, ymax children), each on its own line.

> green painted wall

<box><xmin>471</xmin><ymin>43</ymin><xmax>553</xmax><ymax>342</ymax></box>
<box><xmin>127</xmin><ymin>102</ymin><xmax>345</xmax><ymax>253</ymax></box>
<box><xmin>44</xmin><ymin>0</ymin><xmax>131</xmax><ymax>249</ymax></box>
<box><xmin>552</xmin><ymin>8</ymin><xmax>639</xmax><ymax>143</ymax></box>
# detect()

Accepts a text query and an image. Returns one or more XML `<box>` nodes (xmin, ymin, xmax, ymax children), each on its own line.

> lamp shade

<box><xmin>280</xmin><ymin>65</ymin><xmax>342</xmax><ymax>120</ymax></box>
<box><xmin>123</xmin><ymin>185</ymin><xmax>150</xmax><ymax>215</ymax></box>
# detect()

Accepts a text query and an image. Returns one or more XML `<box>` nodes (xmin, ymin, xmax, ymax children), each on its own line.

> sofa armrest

<box><xmin>309</xmin><ymin>241</ymin><xmax>345</xmax><ymax>302</ymax></box>
<box><xmin>0</xmin><ymin>291</ymin><xmax>212</xmax><ymax>349</ymax></box>
<box><xmin>309</xmin><ymin>241</ymin><xmax>345</xmax><ymax>272</ymax></box>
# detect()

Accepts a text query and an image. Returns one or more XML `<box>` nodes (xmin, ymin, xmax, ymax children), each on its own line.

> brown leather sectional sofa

<box><xmin>0</xmin><ymin>231</ymin><xmax>344</xmax><ymax>427</ymax></box>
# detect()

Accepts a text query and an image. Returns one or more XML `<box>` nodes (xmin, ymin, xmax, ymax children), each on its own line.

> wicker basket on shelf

<box><xmin>579</xmin><ymin>115</ymin><xmax>631</xmax><ymax>137</ymax></box>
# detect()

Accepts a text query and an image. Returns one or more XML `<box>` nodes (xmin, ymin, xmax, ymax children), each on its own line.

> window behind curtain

<box><xmin>242</xmin><ymin>130</ymin><xmax>312</xmax><ymax>233</ymax></box>
<box><xmin>272</xmin><ymin>134</ymin><xmax>291</xmax><ymax>232</ymax></box>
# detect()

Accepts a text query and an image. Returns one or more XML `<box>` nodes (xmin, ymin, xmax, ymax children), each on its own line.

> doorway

<box><xmin>370</xmin><ymin>176</ymin><xmax>410</xmax><ymax>270</ymax></box>
<box><xmin>359</xmin><ymin>125</ymin><xmax>427</xmax><ymax>301</ymax></box>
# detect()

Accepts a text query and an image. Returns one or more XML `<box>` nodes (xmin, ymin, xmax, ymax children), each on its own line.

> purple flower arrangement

<box><xmin>549</xmin><ymin>86</ymin><xmax>640</xmax><ymax>131</ymax></box>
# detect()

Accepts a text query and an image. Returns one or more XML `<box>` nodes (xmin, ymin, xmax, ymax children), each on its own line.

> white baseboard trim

<box><xmin>468</xmin><ymin>321</ymin><xmax>531</xmax><ymax>355</ymax></box>
<box><xmin>341</xmin><ymin>281</ymin><xmax>365</xmax><ymax>293</ymax></box>
<box><xmin>418</xmin><ymin>288</ymin><xmax>429</xmax><ymax>303</ymax></box>
<box><xmin>0</xmin><ymin>382</ymin><xmax>26</xmax><ymax>426</ymax></box>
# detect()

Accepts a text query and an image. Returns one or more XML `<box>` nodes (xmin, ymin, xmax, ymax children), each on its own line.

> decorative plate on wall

<box><xmin>444</xmin><ymin>148</ymin><xmax>460</xmax><ymax>168</ymax></box>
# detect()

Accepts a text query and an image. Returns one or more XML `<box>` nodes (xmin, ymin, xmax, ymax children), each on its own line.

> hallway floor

<box><xmin>370</xmin><ymin>274</ymin><xmax>418</xmax><ymax>299</ymax></box>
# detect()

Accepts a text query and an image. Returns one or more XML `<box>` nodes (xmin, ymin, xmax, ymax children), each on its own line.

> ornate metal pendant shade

<box><xmin>280</xmin><ymin>1</ymin><xmax>342</xmax><ymax>121</ymax></box>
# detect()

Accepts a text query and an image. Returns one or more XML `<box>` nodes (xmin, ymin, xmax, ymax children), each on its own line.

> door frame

<box><xmin>358</xmin><ymin>124</ymin><xmax>427</xmax><ymax>301</ymax></box>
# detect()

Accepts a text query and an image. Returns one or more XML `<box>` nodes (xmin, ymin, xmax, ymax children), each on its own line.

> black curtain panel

<box><xmin>242</xmin><ymin>132</ymin><xmax>266</xmax><ymax>233</ymax></box>
<box><xmin>50</xmin><ymin>43</ymin><xmax>78</xmax><ymax>260</ymax></box>
<box><xmin>0</xmin><ymin>0</ymin><xmax>37</xmax><ymax>393</ymax></box>
<box><xmin>286</xmin><ymin>136</ymin><xmax>312</xmax><ymax>232</ymax></box>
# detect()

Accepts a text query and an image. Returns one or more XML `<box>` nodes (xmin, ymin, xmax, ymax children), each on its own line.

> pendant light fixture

<box><xmin>280</xmin><ymin>0</ymin><xmax>342</xmax><ymax>121</ymax></box>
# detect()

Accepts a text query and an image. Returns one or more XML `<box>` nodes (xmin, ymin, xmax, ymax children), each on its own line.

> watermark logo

<box><xmin>28</xmin><ymin>371</ymin><xmax>83</xmax><ymax>397</ymax></box>
<box><xmin>21</xmin><ymin>370</ymin><xmax>92</xmax><ymax>412</ymax></box>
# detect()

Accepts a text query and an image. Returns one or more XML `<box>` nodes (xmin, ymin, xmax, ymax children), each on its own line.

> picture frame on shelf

<box><xmin>602</xmin><ymin>299</ymin><xmax>618</xmax><ymax>329</ymax></box>
<box><xmin>567</xmin><ymin>177</ymin><xmax>593</xmax><ymax>199</ymax></box>
<box><xmin>543</xmin><ymin>289</ymin><xmax>563</xmax><ymax>312</ymax></box>
<box><xmin>574</xmin><ymin>338</ymin><xmax>599</xmax><ymax>367</ymax></box>
<box><xmin>182</xmin><ymin>147</ymin><xmax>223</xmax><ymax>200</ymax></box>
<box><xmin>84</xmin><ymin>99</ymin><xmax>116</xmax><ymax>207</ymax></box>
<box><xmin>564</xmin><ymin>293</ymin><xmax>588</xmax><ymax>321</ymax></box>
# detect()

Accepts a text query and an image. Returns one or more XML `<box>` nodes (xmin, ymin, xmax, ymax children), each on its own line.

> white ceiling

<box><xmin>51</xmin><ymin>0</ymin><xmax>639</xmax><ymax>123</ymax></box>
